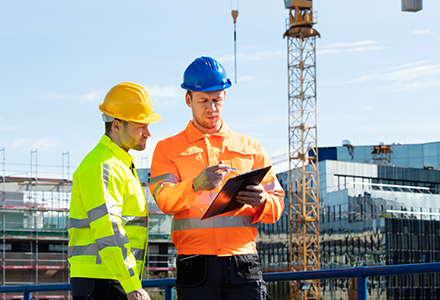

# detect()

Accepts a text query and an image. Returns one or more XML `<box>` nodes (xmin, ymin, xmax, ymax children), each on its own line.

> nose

<box><xmin>143</xmin><ymin>125</ymin><xmax>152</xmax><ymax>137</ymax></box>
<box><xmin>207</xmin><ymin>99</ymin><xmax>217</xmax><ymax>111</ymax></box>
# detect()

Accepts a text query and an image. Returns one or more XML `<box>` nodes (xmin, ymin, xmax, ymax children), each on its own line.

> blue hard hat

<box><xmin>181</xmin><ymin>56</ymin><xmax>232</xmax><ymax>92</ymax></box>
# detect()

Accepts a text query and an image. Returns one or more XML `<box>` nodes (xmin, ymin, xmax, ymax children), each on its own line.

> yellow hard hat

<box><xmin>99</xmin><ymin>82</ymin><xmax>161</xmax><ymax>124</ymax></box>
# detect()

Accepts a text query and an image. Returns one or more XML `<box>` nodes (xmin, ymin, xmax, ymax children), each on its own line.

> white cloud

<box><xmin>323</xmin><ymin>41</ymin><xmax>379</xmax><ymax>48</ymax></box>
<box><xmin>323</xmin><ymin>74</ymin><xmax>378</xmax><ymax>85</ymax></box>
<box><xmin>145</xmin><ymin>84</ymin><xmax>180</xmax><ymax>98</ymax></box>
<box><xmin>143</xmin><ymin>84</ymin><xmax>183</xmax><ymax>108</ymax></box>
<box><xmin>76</xmin><ymin>89</ymin><xmax>105</xmax><ymax>102</ymax></box>
<box><xmin>237</xmin><ymin>75</ymin><xmax>254</xmax><ymax>83</ymax></box>
<box><xmin>0</xmin><ymin>124</ymin><xmax>22</xmax><ymax>132</ymax></box>
<box><xmin>220</xmin><ymin>51</ymin><xmax>284</xmax><ymax>63</ymax></box>
<box><xmin>390</xmin><ymin>61</ymin><xmax>431</xmax><ymax>70</ymax></box>
<box><xmin>319</xmin><ymin>40</ymin><xmax>386</xmax><ymax>55</ymax></box>
<box><xmin>350</xmin><ymin>46</ymin><xmax>387</xmax><ymax>52</ymax></box>
<box><xmin>11</xmin><ymin>137</ymin><xmax>59</xmax><ymax>152</ymax></box>
<box><xmin>323</xmin><ymin>62</ymin><xmax>440</xmax><ymax>91</ymax></box>
<box><xmin>382</xmin><ymin>64</ymin><xmax>440</xmax><ymax>90</ymax></box>
<box><xmin>411</xmin><ymin>29</ymin><xmax>435</xmax><ymax>35</ymax></box>
<box><xmin>40</xmin><ymin>92</ymin><xmax>66</xmax><ymax>100</ymax></box>
<box><xmin>317</xmin><ymin>48</ymin><xmax>339</xmax><ymax>55</ymax></box>
<box><xmin>40</xmin><ymin>89</ymin><xmax>105</xmax><ymax>102</ymax></box>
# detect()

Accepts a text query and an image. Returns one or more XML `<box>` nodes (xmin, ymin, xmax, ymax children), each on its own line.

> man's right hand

<box><xmin>193</xmin><ymin>161</ymin><xmax>232</xmax><ymax>192</ymax></box>
<box><xmin>127</xmin><ymin>288</ymin><xmax>151</xmax><ymax>300</ymax></box>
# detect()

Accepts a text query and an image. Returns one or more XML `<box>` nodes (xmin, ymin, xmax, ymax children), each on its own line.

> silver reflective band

<box><xmin>68</xmin><ymin>217</ymin><xmax>90</xmax><ymax>229</ymax></box>
<box><xmin>171</xmin><ymin>215</ymin><xmax>257</xmax><ymax>232</ymax></box>
<box><xmin>131</xmin><ymin>248</ymin><xmax>146</xmax><ymax>261</ymax></box>
<box><xmin>102</xmin><ymin>163</ymin><xmax>135</xmax><ymax>277</ymax></box>
<box><xmin>68</xmin><ymin>244</ymin><xmax>145</xmax><ymax>262</ymax></box>
<box><xmin>96</xmin><ymin>231</ymin><xmax>129</xmax><ymax>250</ymax></box>
<box><xmin>122</xmin><ymin>216</ymin><xmax>148</xmax><ymax>227</ymax></box>
<box><xmin>149</xmin><ymin>173</ymin><xmax>180</xmax><ymax>185</ymax></box>
<box><xmin>69</xmin><ymin>212</ymin><xmax>147</xmax><ymax>230</ymax></box>
<box><xmin>68</xmin><ymin>244</ymin><xmax>98</xmax><ymax>258</ymax></box>
<box><xmin>263</xmin><ymin>180</ymin><xmax>283</xmax><ymax>193</ymax></box>
<box><xmin>151</xmin><ymin>173</ymin><xmax>181</xmax><ymax>199</ymax></box>
<box><xmin>89</xmin><ymin>203</ymin><xmax>111</xmax><ymax>221</ymax></box>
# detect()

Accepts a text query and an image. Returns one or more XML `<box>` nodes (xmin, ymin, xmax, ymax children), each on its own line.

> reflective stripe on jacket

<box><xmin>149</xmin><ymin>120</ymin><xmax>284</xmax><ymax>256</ymax></box>
<box><xmin>68</xmin><ymin>135</ymin><xmax>148</xmax><ymax>293</ymax></box>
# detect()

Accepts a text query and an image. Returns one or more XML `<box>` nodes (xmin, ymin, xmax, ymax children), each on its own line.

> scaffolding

<box><xmin>1</xmin><ymin>176</ymin><xmax>70</xmax><ymax>299</ymax></box>
<box><xmin>0</xmin><ymin>149</ymin><xmax>177</xmax><ymax>299</ymax></box>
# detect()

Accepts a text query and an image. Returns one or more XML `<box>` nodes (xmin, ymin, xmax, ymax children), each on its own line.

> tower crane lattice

<box><xmin>283</xmin><ymin>1</ymin><xmax>320</xmax><ymax>299</ymax></box>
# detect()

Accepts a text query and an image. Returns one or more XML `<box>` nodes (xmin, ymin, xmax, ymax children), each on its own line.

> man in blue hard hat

<box><xmin>149</xmin><ymin>56</ymin><xmax>285</xmax><ymax>299</ymax></box>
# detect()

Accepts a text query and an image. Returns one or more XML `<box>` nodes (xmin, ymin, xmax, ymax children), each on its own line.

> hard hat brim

<box><xmin>99</xmin><ymin>104</ymin><xmax>161</xmax><ymax>124</ymax></box>
<box><xmin>180</xmin><ymin>82</ymin><xmax>232</xmax><ymax>92</ymax></box>
<box><xmin>144</xmin><ymin>112</ymin><xmax>161</xmax><ymax>124</ymax></box>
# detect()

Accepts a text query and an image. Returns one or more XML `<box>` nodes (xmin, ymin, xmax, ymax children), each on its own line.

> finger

<box><xmin>206</xmin><ymin>171</ymin><xmax>227</xmax><ymax>180</ymax></box>
<box><xmin>212</xmin><ymin>161</ymin><xmax>234</xmax><ymax>172</ymax></box>
<box><xmin>236</xmin><ymin>195</ymin><xmax>263</xmax><ymax>207</ymax></box>
<box><xmin>245</xmin><ymin>185</ymin><xmax>263</xmax><ymax>192</ymax></box>
<box><xmin>236</xmin><ymin>197</ymin><xmax>259</xmax><ymax>207</ymax></box>
<box><xmin>237</xmin><ymin>192</ymin><xmax>261</xmax><ymax>201</ymax></box>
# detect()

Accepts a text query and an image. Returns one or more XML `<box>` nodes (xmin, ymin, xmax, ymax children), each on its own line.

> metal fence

<box><xmin>1</xmin><ymin>262</ymin><xmax>440</xmax><ymax>300</ymax></box>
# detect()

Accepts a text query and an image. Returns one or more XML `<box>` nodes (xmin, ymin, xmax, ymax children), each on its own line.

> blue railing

<box><xmin>1</xmin><ymin>262</ymin><xmax>440</xmax><ymax>300</ymax></box>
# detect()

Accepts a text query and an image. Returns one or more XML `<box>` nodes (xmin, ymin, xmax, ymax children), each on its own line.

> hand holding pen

<box><xmin>192</xmin><ymin>161</ymin><xmax>236</xmax><ymax>192</ymax></box>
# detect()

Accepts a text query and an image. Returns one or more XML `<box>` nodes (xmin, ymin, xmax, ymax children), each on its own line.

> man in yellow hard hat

<box><xmin>68</xmin><ymin>82</ymin><xmax>160</xmax><ymax>300</ymax></box>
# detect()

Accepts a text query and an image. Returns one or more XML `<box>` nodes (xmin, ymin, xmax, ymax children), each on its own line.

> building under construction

<box><xmin>0</xmin><ymin>170</ymin><xmax>174</xmax><ymax>299</ymax></box>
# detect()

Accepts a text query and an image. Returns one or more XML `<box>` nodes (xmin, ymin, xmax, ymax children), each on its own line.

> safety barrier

<box><xmin>1</xmin><ymin>262</ymin><xmax>440</xmax><ymax>300</ymax></box>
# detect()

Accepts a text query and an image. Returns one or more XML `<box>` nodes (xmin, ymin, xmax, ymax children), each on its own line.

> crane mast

<box><xmin>283</xmin><ymin>1</ymin><xmax>320</xmax><ymax>299</ymax></box>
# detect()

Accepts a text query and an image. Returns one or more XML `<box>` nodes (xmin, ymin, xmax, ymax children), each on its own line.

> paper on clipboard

<box><xmin>201</xmin><ymin>166</ymin><xmax>271</xmax><ymax>220</ymax></box>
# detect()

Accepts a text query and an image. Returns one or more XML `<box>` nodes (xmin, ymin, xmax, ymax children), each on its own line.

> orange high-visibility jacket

<box><xmin>149</xmin><ymin>120</ymin><xmax>284</xmax><ymax>256</ymax></box>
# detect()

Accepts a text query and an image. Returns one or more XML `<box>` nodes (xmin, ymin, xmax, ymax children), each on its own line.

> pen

<box><xmin>215</xmin><ymin>167</ymin><xmax>238</xmax><ymax>173</ymax></box>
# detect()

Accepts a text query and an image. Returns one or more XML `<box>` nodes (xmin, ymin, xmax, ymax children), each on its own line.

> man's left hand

<box><xmin>236</xmin><ymin>184</ymin><xmax>267</xmax><ymax>214</ymax></box>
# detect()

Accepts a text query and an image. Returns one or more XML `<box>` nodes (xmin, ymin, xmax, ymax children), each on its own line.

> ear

<box><xmin>112</xmin><ymin>119</ymin><xmax>121</xmax><ymax>133</ymax></box>
<box><xmin>185</xmin><ymin>93</ymin><xmax>192</xmax><ymax>107</ymax></box>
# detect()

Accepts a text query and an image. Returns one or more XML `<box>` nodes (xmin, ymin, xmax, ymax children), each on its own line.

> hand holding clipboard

<box><xmin>201</xmin><ymin>166</ymin><xmax>272</xmax><ymax>220</ymax></box>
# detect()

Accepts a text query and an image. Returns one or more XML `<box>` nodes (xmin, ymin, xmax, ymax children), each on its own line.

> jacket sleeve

<box><xmin>149</xmin><ymin>141</ymin><xmax>200</xmax><ymax>214</ymax></box>
<box><xmin>79</xmin><ymin>164</ymin><xmax>142</xmax><ymax>293</ymax></box>
<box><xmin>251</xmin><ymin>142</ymin><xmax>285</xmax><ymax>224</ymax></box>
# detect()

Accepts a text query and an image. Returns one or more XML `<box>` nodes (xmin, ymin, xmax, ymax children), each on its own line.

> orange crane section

<box><xmin>283</xmin><ymin>1</ymin><xmax>320</xmax><ymax>299</ymax></box>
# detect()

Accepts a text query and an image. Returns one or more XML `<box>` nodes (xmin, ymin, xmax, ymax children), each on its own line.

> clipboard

<box><xmin>201</xmin><ymin>166</ymin><xmax>272</xmax><ymax>220</ymax></box>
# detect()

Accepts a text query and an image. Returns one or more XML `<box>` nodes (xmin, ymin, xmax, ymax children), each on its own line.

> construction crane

<box><xmin>279</xmin><ymin>2</ymin><xmax>421</xmax><ymax>299</ymax></box>
<box><xmin>283</xmin><ymin>1</ymin><xmax>320</xmax><ymax>299</ymax></box>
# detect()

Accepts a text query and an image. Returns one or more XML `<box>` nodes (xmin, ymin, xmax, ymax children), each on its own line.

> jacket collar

<box><xmin>185</xmin><ymin>119</ymin><xmax>230</xmax><ymax>143</ymax></box>
<box><xmin>100</xmin><ymin>134</ymin><xmax>133</xmax><ymax>168</ymax></box>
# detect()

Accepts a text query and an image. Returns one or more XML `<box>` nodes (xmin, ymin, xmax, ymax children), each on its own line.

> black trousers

<box><xmin>71</xmin><ymin>278</ymin><xmax>127</xmax><ymax>300</ymax></box>
<box><xmin>176</xmin><ymin>253</ymin><xmax>270</xmax><ymax>300</ymax></box>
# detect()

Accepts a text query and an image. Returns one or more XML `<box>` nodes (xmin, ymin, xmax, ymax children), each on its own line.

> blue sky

<box><xmin>1</xmin><ymin>0</ymin><xmax>439</xmax><ymax>178</ymax></box>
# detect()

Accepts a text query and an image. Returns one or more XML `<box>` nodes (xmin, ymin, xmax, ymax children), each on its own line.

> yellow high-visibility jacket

<box><xmin>149</xmin><ymin>120</ymin><xmax>284</xmax><ymax>256</ymax></box>
<box><xmin>68</xmin><ymin>135</ymin><xmax>148</xmax><ymax>293</ymax></box>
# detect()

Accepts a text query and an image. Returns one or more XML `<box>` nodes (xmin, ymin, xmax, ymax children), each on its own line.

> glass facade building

<box><xmin>257</xmin><ymin>141</ymin><xmax>440</xmax><ymax>300</ymax></box>
<box><xmin>317</xmin><ymin>141</ymin><xmax>440</xmax><ymax>170</ymax></box>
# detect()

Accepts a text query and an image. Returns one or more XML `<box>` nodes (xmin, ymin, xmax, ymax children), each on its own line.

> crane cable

<box><xmin>231</xmin><ymin>0</ymin><xmax>239</xmax><ymax>84</ymax></box>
